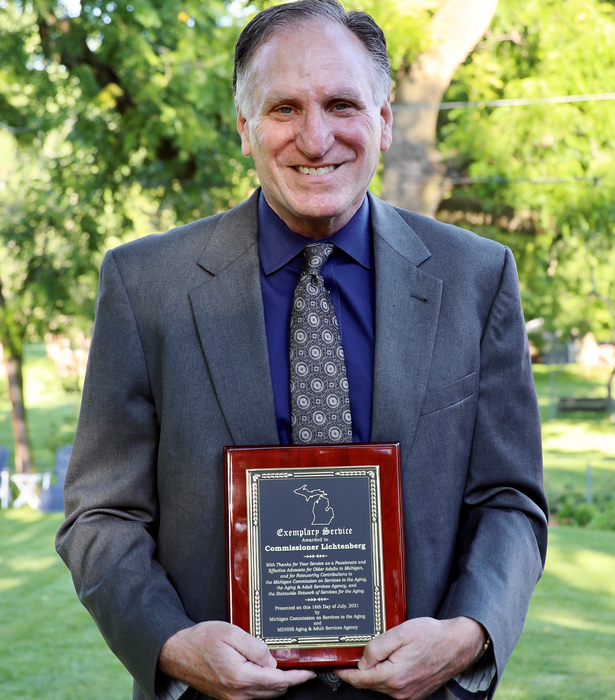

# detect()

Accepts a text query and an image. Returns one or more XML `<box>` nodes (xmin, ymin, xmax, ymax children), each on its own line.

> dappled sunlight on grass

<box><xmin>542</xmin><ymin>453</ymin><xmax>614</xmax><ymax>494</ymax></box>
<box><xmin>529</xmin><ymin>364</ymin><xmax>615</xmax><ymax>500</ymax></box>
<box><xmin>0</xmin><ymin>355</ymin><xmax>611</xmax><ymax>699</ymax></box>
<box><xmin>8</xmin><ymin>555</ymin><xmax>58</xmax><ymax>572</ymax></box>
<box><xmin>533</xmin><ymin>610</ymin><xmax>613</xmax><ymax>634</ymax></box>
<box><xmin>0</xmin><ymin>509</ymin><xmax>132</xmax><ymax>700</ymax></box>
<box><xmin>0</xmin><ymin>576</ymin><xmax>24</xmax><ymax>592</ymax></box>
<box><xmin>23</xmin><ymin>347</ymin><xmax>82</xmax><ymax>410</ymax></box>
<box><xmin>544</xmin><ymin>544</ymin><xmax>615</xmax><ymax>594</ymax></box>
<box><xmin>498</xmin><ymin>527</ymin><xmax>615</xmax><ymax>700</ymax></box>
<box><xmin>542</xmin><ymin>423</ymin><xmax>615</xmax><ymax>455</ymax></box>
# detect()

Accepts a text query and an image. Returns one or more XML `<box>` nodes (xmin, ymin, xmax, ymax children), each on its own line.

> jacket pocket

<box><xmin>420</xmin><ymin>372</ymin><xmax>477</xmax><ymax>416</ymax></box>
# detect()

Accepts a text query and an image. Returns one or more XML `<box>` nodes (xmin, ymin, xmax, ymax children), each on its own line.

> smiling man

<box><xmin>235</xmin><ymin>17</ymin><xmax>392</xmax><ymax>238</ymax></box>
<box><xmin>57</xmin><ymin>2</ymin><xmax>548</xmax><ymax>700</ymax></box>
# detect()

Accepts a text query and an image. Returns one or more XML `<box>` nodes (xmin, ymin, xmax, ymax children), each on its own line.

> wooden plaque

<box><xmin>225</xmin><ymin>443</ymin><xmax>406</xmax><ymax>669</ymax></box>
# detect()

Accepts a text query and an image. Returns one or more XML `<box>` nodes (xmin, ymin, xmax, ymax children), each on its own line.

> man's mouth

<box><xmin>293</xmin><ymin>165</ymin><xmax>338</xmax><ymax>175</ymax></box>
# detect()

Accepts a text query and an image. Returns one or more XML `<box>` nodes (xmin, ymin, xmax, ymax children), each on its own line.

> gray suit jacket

<box><xmin>57</xmin><ymin>191</ymin><xmax>548</xmax><ymax>700</ymax></box>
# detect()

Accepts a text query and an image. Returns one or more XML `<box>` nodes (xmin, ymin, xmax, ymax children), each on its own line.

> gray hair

<box><xmin>233</xmin><ymin>0</ymin><xmax>392</xmax><ymax>118</ymax></box>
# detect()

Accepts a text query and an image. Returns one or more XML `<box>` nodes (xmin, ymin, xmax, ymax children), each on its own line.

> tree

<box><xmin>380</xmin><ymin>0</ymin><xmax>499</xmax><ymax>216</ymax></box>
<box><xmin>0</xmin><ymin>132</ymin><xmax>100</xmax><ymax>471</ymax></box>
<box><xmin>436</xmin><ymin>0</ymin><xmax>615</xmax><ymax>342</ymax></box>
<box><xmin>0</xmin><ymin>0</ymin><xmax>254</xmax><ymax>470</ymax></box>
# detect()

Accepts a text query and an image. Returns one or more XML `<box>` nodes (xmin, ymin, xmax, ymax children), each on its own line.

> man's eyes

<box><xmin>273</xmin><ymin>102</ymin><xmax>354</xmax><ymax>115</ymax></box>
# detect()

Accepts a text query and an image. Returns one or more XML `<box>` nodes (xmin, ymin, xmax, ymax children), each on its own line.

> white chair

<box><xmin>0</xmin><ymin>469</ymin><xmax>11</xmax><ymax>510</ymax></box>
<box><xmin>10</xmin><ymin>473</ymin><xmax>44</xmax><ymax>509</ymax></box>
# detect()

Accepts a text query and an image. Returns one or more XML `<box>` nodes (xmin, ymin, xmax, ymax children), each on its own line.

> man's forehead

<box><xmin>255</xmin><ymin>20</ymin><xmax>363</xmax><ymax>51</ymax></box>
<box><xmin>249</xmin><ymin>22</ymin><xmax>373</xmax><ymax>102</ymax></box>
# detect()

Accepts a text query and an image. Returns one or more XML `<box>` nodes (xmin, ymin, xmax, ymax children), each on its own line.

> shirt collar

<box><xmin>258</xmin><ymin>191</ymin><xmax>372</xmax><ymax>275</ymax></box>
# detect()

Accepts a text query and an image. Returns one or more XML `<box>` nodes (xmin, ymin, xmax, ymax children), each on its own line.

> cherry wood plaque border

<box><xmin>225</xmin><ymin>443</ymin><xmax>406</xmax><ymax>669</ymax></box>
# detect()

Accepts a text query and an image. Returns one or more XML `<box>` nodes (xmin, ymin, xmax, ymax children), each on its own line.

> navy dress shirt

<box><xmin>258</xmin><ymin>192</ymin><xmax>375</xmax><ymax>445</ymax></box>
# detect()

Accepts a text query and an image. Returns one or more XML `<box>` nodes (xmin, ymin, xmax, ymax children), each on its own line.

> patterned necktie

<box><xmin>289</xmin><ymin>242</ymin><xmax>353</xmax><ymax>445</ymax></box>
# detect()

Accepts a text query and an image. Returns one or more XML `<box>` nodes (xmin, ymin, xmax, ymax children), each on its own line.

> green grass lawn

<box><xmin>1</xmin><ymin>510</ymin><xmax>612</xmax><ymax>699</ymax></box>
<box><xmin>497</xmin><ymin>527</ymin><xmax>615</xmax><ymax>700</ymax></box>
<box><xmin>0</xmin><ymin>347</ymin><xmax>613</xmax><ymax>698</ymax></box>
<box><xmin>532</xmin><ymin>365</ymin><xmax>614</xmax><ymax>500</ymax></box>
<box><xmin>0</xmin><ymin>509</ymin><xmax>133</xmax><ymax>699</ymax></box>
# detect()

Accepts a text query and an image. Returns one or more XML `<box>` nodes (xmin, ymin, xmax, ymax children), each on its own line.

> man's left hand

<box><xmin>335</xmin><ymin>616</ymin><xmax>486</xmax><ymax>700</ymax></box>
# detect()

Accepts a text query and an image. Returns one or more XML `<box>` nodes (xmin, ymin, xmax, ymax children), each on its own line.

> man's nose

<box><xmin>296</xmin><ymin>109</ymin><xmax>334</xmax><ymax>159</ymax></box>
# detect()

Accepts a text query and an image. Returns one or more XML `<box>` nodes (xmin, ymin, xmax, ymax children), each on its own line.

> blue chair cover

<box><xmin>39</xmin><ymin>444</ymin><xmax>73</xmax><ymax>513</ymax></box>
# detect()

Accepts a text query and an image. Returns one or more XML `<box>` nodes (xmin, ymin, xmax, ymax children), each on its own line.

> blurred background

<box><xmin>0</xmin><ymin>0</ymin><xmax>613</xmax><ymax>698</ymax></box>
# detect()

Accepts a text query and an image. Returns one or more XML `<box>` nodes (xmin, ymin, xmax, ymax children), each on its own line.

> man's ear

<box><xmin>380</xmin><ymin>98</ymin><xmax>393</xmax><ymax>153</ymax></box>
<box><xmin>236</xmin><ymin>107</ymin><xmax>252</xmax><ymax>157</ymax></box>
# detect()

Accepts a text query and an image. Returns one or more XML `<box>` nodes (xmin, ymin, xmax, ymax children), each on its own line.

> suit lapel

<box><xmin>188</xmin><ymin>192</ymin><xmax>279</xmax><ymax>446</ymax></box>
<box><xmin>188</xmin><ymin>190</ymin><xmax>441</xmax><ymax>449</ymax></box>
<box><xmin>369</xmin><ymin>195</ymin><xmax>443</xmax><ymax>448</ymax></box>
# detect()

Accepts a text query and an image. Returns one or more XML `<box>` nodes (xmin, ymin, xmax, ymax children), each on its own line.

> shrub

<box><xmin>547</xmin><ymin>488</ymin><xmax>615</xmax><ymax>531</ymax></box>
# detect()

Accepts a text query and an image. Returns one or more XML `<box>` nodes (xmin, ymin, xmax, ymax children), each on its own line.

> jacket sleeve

<box><xmin>438</xmin><ymin>247</ymin><xmax>548</xmax><ymax>696</ymax></box>
<box><xmin>56</xmin><ymin>250</ymin><xmax>195</xmax><ymax>700</ymax></box>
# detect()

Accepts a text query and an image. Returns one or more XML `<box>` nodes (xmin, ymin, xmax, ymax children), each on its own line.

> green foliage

<box><xmin>438</xmin><ymin>0</ymin><xmax>615</xmax><ymax>341</ymax></box>
<box><xmin>0</xmin><ymin>131</ymin><xmax>101</xmax><ymax>353</ymax></box>
<box><xmin>344</xmin><ymin>0</ymin><xmax>432</xmax><ymax>75</ymax></box>
<box><xmin>0</xmin><ymin>0</ymin><xmax>255</xmax><ymax>221</ymax></box>
<box><xmin>548</xmin><ymin>488</ymin><xmax>615</xmax><ymax>530</ymax></box>
<box><xmin>45</xmin><ymin>412</ymin><xmax>78</xmax><ymax>457</ymax></box>
<box><xmin>0</xmin><ymin>0</ymin><xmax>259</xmax><ymax>357</ymax></box>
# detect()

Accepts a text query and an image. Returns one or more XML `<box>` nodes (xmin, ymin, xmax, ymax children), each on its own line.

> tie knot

<box><xmin>303</xmin><ymin>243</ymin><xmax>334</xmax><ymax>276</ymax></box>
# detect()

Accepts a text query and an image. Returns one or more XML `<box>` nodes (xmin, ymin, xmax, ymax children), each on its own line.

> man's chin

<box><xmin>284</xmin><ymin>195</ymin><xmax>360</xmax><ymax>223</ymax></box>
<box><xmin>278</xmin><ymin>205</ymin><xmax>360</xmax><ymax>238</ymax></box>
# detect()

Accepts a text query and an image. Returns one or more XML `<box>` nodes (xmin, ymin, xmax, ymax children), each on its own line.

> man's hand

<box><xmin>335</xmin><ymin>617</ymin><xmax>487</xmax><ymax>700</ymax></box>
<box><xmin>158</xmin><ymin>620</ymin><xmax>315</xmax><ymax>700</ymax></box>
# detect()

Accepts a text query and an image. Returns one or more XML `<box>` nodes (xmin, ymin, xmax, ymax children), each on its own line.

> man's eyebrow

<box><xmin>262</xmin><ymin>90</ymin><xmax>366</xmax><ymax>108</ymax></box>
<box><xmin>327</xmin><ymin>90</ymin><xmax>364</xmax><ymax>103</ymax></box>
<box><xmin>262</xmin><ymin>92</ymin><xmax>297</xmax><ymax>107</ymax></box>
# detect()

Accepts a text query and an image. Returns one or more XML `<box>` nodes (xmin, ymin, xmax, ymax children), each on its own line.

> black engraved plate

<box><xmin>246</xmin><ymin>466</ymin><xmax>384</xmax><ymax>648</ymax></box>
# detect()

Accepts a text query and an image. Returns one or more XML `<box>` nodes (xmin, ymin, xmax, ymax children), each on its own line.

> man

<box><xmin>57</xmin><ymin>2</ymin><xmax>548</xmax><ymax>700</ymax></box>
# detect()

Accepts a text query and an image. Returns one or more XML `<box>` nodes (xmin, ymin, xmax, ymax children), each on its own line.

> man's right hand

<box><xmin>158</xmin><ymin>620</ymin><xmax>316</xmax><ymax>700</ymax></box>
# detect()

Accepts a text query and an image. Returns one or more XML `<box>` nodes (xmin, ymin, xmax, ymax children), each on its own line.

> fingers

<box><xmin>220</xmin><ymin>626</ymin><xmax>316</xmax><ymax>696</ymax></box>
<box><xmin>335</xmin><ymin>667</ymin><xmax>364</xmax><ymax>688</ymax></box>
<box><xmin>159</xmin><ymin>621</ymin><xmax>315</xmax><ymax>700</ymax></box>
<box><xmin>336</xmin><ymin>660</ymin><xmax>392</xmax><ymax>691</ymax></box>
<box><xmin>337</xmin><ymin>617</ymin><xmax>486</xmax><ymax>700</ymax></box>
<box><xmin>236</xmin><ymin>665</ymin><xmax>315</xmax><ymax>699</ymax></box>
<box><xmin>227</xmin><ymin>625</ymin><xmax>276</xmax><ymax>668</ymax></box>
<box><xmin>276</xmin><ymin>669</ymin><xmax>317</xmax><ymax>688</ymax></box>
<box><xmin>359</xmin><ymin>625</ymin><xmax>406</xmax><ymax>670</ymax></box>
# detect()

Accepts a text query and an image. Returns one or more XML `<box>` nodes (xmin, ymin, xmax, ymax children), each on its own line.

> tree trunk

<box><xmin>383</xmin><ymin>0</ymin><xmax>499</xmax><ymax>216</ymax></box>
<box><xmin>3</xmin><ymin>352</ymin><xmax>32</xmax><ymax>473</ymax></box>
<box><xmin>0</xmin><ymin>281</ymin><xmax>33</xmax><ymax>473</ymax></box>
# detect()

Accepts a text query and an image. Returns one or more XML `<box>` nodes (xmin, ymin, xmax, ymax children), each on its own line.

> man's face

<box><xmin>236</xmin><ymin>22</ymin><xmax>393</xmax><ymax>239</ymax></box>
